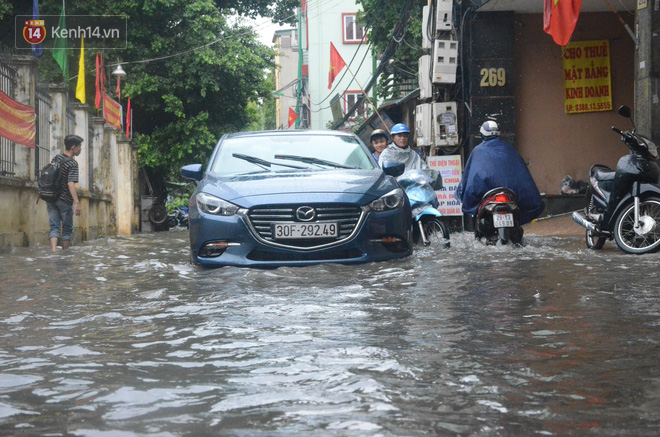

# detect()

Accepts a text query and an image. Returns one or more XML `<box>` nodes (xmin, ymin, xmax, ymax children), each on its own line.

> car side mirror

<box><xmin>181</xmin><ymin>164</ymin><xmax>203</xmax><ymax>181</ymax></box>
<box><xmin>382</xmin><ymin>161</ymin><xmax>405</xmax><ymax>178</ymax></box>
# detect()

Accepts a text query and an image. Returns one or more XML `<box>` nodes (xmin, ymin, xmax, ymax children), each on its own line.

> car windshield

<box><xmin>210</xmin><ymin>134</ymin><xmax>376</xmax><ymax>176</ymax></box>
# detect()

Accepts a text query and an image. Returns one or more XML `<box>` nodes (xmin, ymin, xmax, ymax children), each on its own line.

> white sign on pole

<box><xmin>427</xmin><ymin>155</ymin><xmax>463</xmax><ymax>216</ymax></box>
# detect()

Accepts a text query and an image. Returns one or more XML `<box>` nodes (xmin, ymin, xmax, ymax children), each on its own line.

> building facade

<box><xmin>275</xmin><ymin>0</ymin><xmax>378</xmax><ymax>131</ymax></box>
<box><xmin>273</xmin><ymin>29</ymin><xmax>302</xmax><ymax>130</ymax></box>
<box><xmin>467</xmin><ymin>0</ymin><xmax>641</xmax><ymax>197</ymax></box>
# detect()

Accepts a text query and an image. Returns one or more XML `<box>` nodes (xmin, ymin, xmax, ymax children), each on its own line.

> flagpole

<box><xmin>343</xmin><ymin>64</ymin><xmax>390</xmax><ymax>135</ymax></box>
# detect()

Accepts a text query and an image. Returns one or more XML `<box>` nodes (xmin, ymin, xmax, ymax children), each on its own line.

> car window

<box><xmin>211</xmin><ymin>135</ymin><xmax>376</xmax><ymax>176</ymax></box>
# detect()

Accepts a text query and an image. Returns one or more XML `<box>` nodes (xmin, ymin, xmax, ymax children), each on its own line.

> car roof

<box><xmin>224</xmin><ymin>130</ymin><xmax>357</xmax><ymax>139</ymax></box>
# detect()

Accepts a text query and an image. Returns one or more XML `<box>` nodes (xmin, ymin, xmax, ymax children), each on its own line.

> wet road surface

<box><xmin>1</xmin><ymin>228</ymin><xmax>659</xmax><ymax>435</ymax></box>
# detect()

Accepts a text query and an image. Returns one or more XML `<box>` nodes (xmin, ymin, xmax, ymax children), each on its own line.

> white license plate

<box><xmin>493</xmin><ymin>213</ymin><xmax>514</xmax><ymax>228</ymax></box>
<box><xmin>273</xmin><ymin>222</ymin><xmax>338</xmax><ymax>239</ymax></box>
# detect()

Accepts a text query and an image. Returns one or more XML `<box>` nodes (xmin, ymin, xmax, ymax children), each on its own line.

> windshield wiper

<box><xmin>232</xmin><ymin>153</ymin><xmax>305</xmax><ymax>170</ymax></box>
<box><xmin>274</xmin><ymin>154</ymin><xmax>356</xmax><ymax>169</ymax></box>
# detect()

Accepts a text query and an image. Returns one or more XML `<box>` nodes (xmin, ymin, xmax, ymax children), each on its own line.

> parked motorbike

<box><xmin>474</xmin><ymin>187</ymin><xmax>524</xmax><ymax>245</ymax></box>
<box><xmin>572</xmin><ymin>105</ymin><xmax>660</xmax><ymax>254</ymax></box>
<box><xmin>168</xmin><ymin>206</ymin><xmax>189</xmax><ymax>229</ymax></box>
<box><xmin>397</xmin><ymin>170</ymin><xmax>450</xmax><ymax>248</ymax></box>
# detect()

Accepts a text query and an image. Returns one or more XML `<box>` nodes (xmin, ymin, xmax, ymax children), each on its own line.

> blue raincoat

<box><xmin>456</xmin><ymin>138</ymin><xmax>544</xmax><ymax>225</ymax></box>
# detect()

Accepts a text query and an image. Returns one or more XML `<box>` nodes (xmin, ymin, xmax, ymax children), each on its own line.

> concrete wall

<box><xmin>514</xmin><ymin>12</ymin><xmax>635</xmax><ymax>194</ymax></box>
<box><xmin>0</xmin><ymin>56</ymin><xmax>139</xmax><ymax>251</ymax></box>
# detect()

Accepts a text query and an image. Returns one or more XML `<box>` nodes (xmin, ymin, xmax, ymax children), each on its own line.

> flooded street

<box><xmin>1</xmin><ymin>229</ymin><xmax>659</xmax><ymax>436</ymax></box>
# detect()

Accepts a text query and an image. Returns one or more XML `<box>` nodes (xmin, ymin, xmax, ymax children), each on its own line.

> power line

<box><xmin>99</xmin><ymin>0</ymin><xmax>340</xmax><ymax>69</ymax></box>
<box><xmin>331</xmin><ymin>0</ymin><xmax>415</xmax><ymax>129</ymax></box>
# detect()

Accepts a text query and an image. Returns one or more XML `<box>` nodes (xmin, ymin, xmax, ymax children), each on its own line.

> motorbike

<box><xmin>572</xmin><ymin>105</ymin><xmax>660</xmax><ymax>254</ymax></box>
<box><xmin>168</xmin><ymin>206</ymin><xmax>189</xmax><ymax>229</ymax></box>
<box><xmin>397</xmin><ymin>169</ymin><xmax>450</xmax><ymax>248</ymax></box>
<box><xmin>474</xmin><ymin>187</ymin><xmax>524</xmax><ymax>245</ymax></box>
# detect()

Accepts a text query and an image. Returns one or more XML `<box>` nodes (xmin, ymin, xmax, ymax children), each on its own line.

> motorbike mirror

<box><xmin>618</xmin><ymin>105</ymin><xmax>632</xmax><ymax>119</ymax></box>
<box><xmin>382</xmin><ymin>161</ymin><xmax>405</xmax><ymax>178</ymax></box>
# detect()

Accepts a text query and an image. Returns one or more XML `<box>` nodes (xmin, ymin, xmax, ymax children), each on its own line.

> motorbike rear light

<box><xmin>199</xmin><ymin>241</ymin><xmax>230</xmax><ymax>257</ymax></box>
<box><xmin>494</xmin><ymin>194</ymin><xmax>511</xmax><ymax>203</ymax></box>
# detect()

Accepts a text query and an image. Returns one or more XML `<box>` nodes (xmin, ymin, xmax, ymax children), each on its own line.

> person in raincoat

<box><xmin>378</xmin><ymin>123</ymin><xmax>428</xmax><ymax>170</ymax></box>
<box><xmin>370</xmin><ymin>129</ymin><xmax>389</xmax><ymax>162</ymax></box>
<box><xmin>456</xmin><ymin>120</ymin><xmax>544</xmax><ymax>225</ymax></box>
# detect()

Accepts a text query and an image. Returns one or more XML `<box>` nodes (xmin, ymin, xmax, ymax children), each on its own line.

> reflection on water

<box><xmin>1</xmin><ymin>230</ymin><xmax>659</xmax><ymax>435</ymax></box>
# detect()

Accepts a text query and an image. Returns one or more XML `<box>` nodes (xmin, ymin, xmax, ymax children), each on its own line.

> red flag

<box><xmin>95</xmin><ymin>52</ymin><xmax>101</xmax><ymax>108</ymax></box>
<box><xmin>288</xmin><ymin>107</ymin><xmax>298</xmax><ymax>128</ymax></box>
<box><xmin>328</xmin><ymin>42</ymin><xmax>346</xmax><ymax>89</ymax></box>
<box><xmin>0</xmin><ymin>89</ymin><xmax>36</xmax><ymax>148</ymax></box>
<box><xmin>116</xmin><ymin>76</ymin><xmax>121</xmax><ymax>100</ymax></box>
<box><xmin>544</xmin><ymin>0</ymin><xmax>582</xmax><ymax>46</ymax></box>
<box><xmin>99</xmin><ymin>53</ymin><xmax>106</xmax><ymax>94</ymax></box>
<box><xmin>126</xmin><ymin>98</ymin><xmax>131</xmax><ymax>137</ymax></box>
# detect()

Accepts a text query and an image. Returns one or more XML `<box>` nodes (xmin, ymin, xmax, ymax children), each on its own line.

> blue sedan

<box><xmin>181</xmin><ymin>130</ymin><xmax>413</xmax><ymax>267</ymax></box>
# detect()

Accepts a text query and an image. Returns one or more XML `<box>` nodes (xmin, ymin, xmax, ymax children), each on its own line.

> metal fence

<box><xmin>0</xmin><ymin>44</ymin><xmax>16</xmax><ymax>177</ymax></box>
<box><xmin>35</xmin><ymin>82</ymin><xmax>51</xmax><ymax>176</ymax></box>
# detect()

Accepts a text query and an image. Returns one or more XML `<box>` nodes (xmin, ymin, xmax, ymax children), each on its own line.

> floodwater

<box><xmin>0</xmin><ymin>229</ymin><xmax>659</xmax><ymax>436</ymax></box>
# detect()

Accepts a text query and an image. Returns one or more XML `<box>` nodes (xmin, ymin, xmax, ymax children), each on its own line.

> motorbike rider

<box><xmin>379</xmin><ymin>123</ymin><xmax>428</xmax><ymax>171</ymax></box>
<box><xmin>456</xmin><ymin>120</ymin><xmax>544</xmax><ymax>225</ymax></box>
<box><xmin>370</xmin><ymin>129</ymin><xmax>389</xmax><ymax>162</ymax></box>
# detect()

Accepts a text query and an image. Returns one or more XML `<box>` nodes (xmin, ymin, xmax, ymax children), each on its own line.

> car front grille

<box><xmin>246</xmin><ymin>204</ymin><xmax>364</xmax><ymax>249</ymax></box>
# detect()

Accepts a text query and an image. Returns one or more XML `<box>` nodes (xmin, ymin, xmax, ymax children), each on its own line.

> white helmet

<box><xmin>479</xmin><ymin>120</ymin><xmax>500</xmax><ymax>139</ymax></box>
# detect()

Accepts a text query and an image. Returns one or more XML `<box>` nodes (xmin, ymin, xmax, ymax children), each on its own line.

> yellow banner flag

<box><xmin>76</xmin><ymin>36</ymin><xmax>85</xmax><ymax>104</ymax></box>
<box><xmin>103</xmin><ymin>92</ymin><xmax>122</xmax><ymax>129</ymax></box>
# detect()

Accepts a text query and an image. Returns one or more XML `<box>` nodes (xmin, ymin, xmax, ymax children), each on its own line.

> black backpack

<box><xmin>38</xmin><ymin>156</ymin><xmax>72</xmax><ymax>203</ymax></box>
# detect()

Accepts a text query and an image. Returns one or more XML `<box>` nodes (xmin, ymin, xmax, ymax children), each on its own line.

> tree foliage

<box><xmin>0</xmin><ymin>0</ymin><xmax>289</xmax><ymax>188</ymax></box>
<box><xmin>213</xmin><ymin>0</ymin><xmax>299</xmax><ymax>24</ymax></box>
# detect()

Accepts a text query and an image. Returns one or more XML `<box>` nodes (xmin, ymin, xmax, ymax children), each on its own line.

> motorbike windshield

<box><xmin>638</xmin><ymin>135</ymin><xmax>659</xmax><ymax>161</ymax></box>
<box><xmin>397</xmin><ymin>170</ymin><xmax>441</xmax><ymax>210</ymax></box>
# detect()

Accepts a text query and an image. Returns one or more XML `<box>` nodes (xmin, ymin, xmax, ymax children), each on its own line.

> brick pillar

<box><xmin>634</xmin><ymin>4</ymin><xmax>660</xmax><ymax>143</ymax></box>
<box><xmin>49</xmin><ymin>85</ymin><xmax>68</xmax><ymax>158</ymax></box>
<box><xmin>11</xmin><ymin>56</ymin><xmax>37</xmax><ymax>179</ymax></box>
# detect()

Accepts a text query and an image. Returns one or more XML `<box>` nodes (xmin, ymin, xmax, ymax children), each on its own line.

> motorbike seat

<box><xmin>591</xmin><ymin>165</ymin><xmax>616</xmax><ymax>182</ymax></box>
<box><xmin>593</xmin><ymin>168</ymin><xmax>615</xmax><ymax>182</ymax></box>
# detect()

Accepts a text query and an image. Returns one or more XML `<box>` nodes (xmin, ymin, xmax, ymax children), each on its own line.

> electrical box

<box><xmin>432</xmin><ymin>39</ymin><xmax>458</xmax><ymax>84</ymax></box>
<box><xmin>433</xmin><ymin>102</ymin><xmax>459</xmax><ymax>147</ymax></box>
<box><xmin>422</xmin><ymin>6</ymin><xmax>432</xmax><ymax>50</ymax></box>
<box><xmin>435</xmin><ymin>0</ymin><xmax>453</xmax><ymax>33</ymax></box>
<box><xmin>418</xmin><ymin>55</ymin><xmax>432</xmax><ymax>100</ymax></box>
<box><xmin>415</xmin><ymin>103</ymin><xmax>434</xmax><ymax>147</ymax></box>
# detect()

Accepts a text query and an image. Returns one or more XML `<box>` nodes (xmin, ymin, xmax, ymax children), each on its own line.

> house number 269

<box><xmin>480</xmin><ymin>68</ymin><xmax>506</xmax><ymax>87</ymax></box>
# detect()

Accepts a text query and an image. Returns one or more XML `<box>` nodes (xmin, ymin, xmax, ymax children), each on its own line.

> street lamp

<box><xmin>111</xmin><ymin>60</ymin><xmax>126</xmax><ymax>100</ymax></box>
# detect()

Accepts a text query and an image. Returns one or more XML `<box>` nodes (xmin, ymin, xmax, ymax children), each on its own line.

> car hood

<box><xmin>199</xmin><ymin>170</ymin><xmax>397</xmax><ymax>207</ymax></box>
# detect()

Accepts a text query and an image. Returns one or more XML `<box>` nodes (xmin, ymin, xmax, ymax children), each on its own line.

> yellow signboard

<box><xmin>563</xmin><ymin>40</ymin><xmax>613</xmax><ymax>114</ymax></box>
<box><xmin>638</xmin><ymin>0</ymin><xmax>648</xmax><ymax>10</ymax></box>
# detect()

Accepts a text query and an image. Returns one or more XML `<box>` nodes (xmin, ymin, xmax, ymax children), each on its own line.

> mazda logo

<box><xmin>296</xmin><ymin>206</ymin><xmax>316</xmax><ymax>222</ymax></box>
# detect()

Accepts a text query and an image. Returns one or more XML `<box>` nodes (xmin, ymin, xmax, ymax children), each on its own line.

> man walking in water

<box><xmin>46</xmin><ymin>134</ymin><xmax>83</xmax><ymax>252</ymax></box>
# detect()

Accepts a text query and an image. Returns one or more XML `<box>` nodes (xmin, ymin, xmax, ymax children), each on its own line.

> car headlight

<box><xmin>196</xmin><ymin>193</ymin><xmax>240</xmax><ymax>216</ymax></box>
<box><xmin>370</xmin><ymin>188</ymin><xmax>404</xmax><ymax>212</ymax></box>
